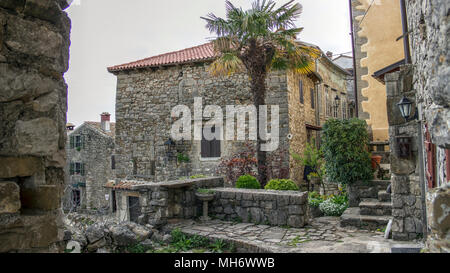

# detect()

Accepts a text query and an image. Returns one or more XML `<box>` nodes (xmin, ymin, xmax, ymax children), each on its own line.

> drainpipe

<box><xmin>400</xmin><ymin>0</ymin><xmax>412</xmax><ymax>64</ymax></box>
<box><xmin>349</xmin><ymin>0</ymin><xmax>359</xmax><ymax>117</ymax></box>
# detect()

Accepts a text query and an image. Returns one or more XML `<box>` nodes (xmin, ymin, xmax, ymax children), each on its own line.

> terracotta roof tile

<box><xmin>104</xmin><ymin>180</ymin><xmax>148</xmax><ymax>190</ymax></box>
<box><xmin>85</xmin><ymin>121</ymin><xmax>116</xmax><ymax>138</ymax></box>
<box><xmin>108</xmin><ymin>43</ymin><xmax>217</xmax><ymax>72</ymax></box>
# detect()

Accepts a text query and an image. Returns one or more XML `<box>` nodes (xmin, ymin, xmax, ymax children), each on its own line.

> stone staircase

<box><xmin>341</xmin><ymin>180</ymin><xmax>392</xmax><ymax>230</ymax></box>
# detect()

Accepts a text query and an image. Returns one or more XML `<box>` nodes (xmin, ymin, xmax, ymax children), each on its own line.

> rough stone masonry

<box><xmin>0</xmin><ymin>0</ymin><xmax>71</xmax><ymax>252</ymax></box>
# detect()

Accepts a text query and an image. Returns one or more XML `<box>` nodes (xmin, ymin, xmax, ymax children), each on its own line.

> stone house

<box><xmin>108</xmin><ymin>41</ymin><xmax>351</xmax><ymax>187</ymax></box>
<box><xmin>107</xmin><ymin>42</ymin><xmax>352</xmax><ymax>186</ymax></box>
<box><xmin>64</xmin><ymin>113</ymin><xmax>115</xmax><ymax>211</ymax></box>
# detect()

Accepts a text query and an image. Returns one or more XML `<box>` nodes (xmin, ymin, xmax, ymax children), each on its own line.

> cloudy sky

<box><xmin>65</xmin><ymin>0</ymin><xmax>353</xmax><ymax>126</ymax></box>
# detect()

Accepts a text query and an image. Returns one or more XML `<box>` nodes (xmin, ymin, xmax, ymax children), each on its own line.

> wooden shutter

<box><xmin>81</xmin><ymin>135</ymin><xmax>85</xmax><ymax>150</ymax></box>
<box><xmin>69</xmin><ymin>162</ymin><xmax>74</xmax><ymax>175</ymax></box>
<box><xmin>310</xmin><ymin>88</ymin><xmax>315</xmax><ymax>109</ymax></box>
<box><xmin>111</xmin><ymin>155</ymin><xmax>116</xmax><ymax>170</ymax></box>
<box><xmin>299</xmin><ymin>80</ymin><xmax>304</xmax><ymax>104</ymax></box>
<box><xmin>70</xmin><ymin>136</ymin><xmax>74</xmax><ymax>149</ymax></box>
<box><xmin>80</xmin><ymin>163</ymin><xmax>85</xmax><ymax>176</ymax></box>
<box><xmin>424</xmin><ymin>124</ymin><xmax>436</xmax><ymax>188</ymax></box>
<box><xmin>446</xmin><ymin>149</ymin><xmax>450</xmax><ymax>182</ymax></box>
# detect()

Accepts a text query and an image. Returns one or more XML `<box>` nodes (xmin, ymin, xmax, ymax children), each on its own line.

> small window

<box><xmin>201</xmin><ymin>126</ymin><xmax>221</xmax><ymax>158</ymax></box>
<box><xmin>310</xmin><ymin>88</ymin><xmax>315</xmax><ymax>109</ymax></box>
<box><xmin>111</xmin><ymin>155</ymin><xmax>116</xmax><ymax>170</ymax></box>
<box><xmin>299</xmin><ymin>80</ymin><xmax>304</xmax><ymax>104</ymax></box>
<box><xmin>70</xmin><ymin>162</ymin><xmax>85</xmax><ymax>176</ymax></box>
<box><xmin>70</xmin><ymin>135</ymin><xmax>84</xmax><ymax>149</ymax></box>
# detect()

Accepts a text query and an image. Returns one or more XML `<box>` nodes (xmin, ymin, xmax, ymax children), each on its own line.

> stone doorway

<box><xmin>128</xmin><ymin>196</ymin><xmax>140</xmax><ymax>223</ymax></box>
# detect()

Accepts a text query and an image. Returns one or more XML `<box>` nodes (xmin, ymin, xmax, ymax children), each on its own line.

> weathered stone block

<box><xmin>5</xmin><ymin>15</ymin><xmax>63</xmax><ymax>60</ymax></box>
<box><xmin>0</xmin><ymin>0</ymin><xmax>25</xmax><ymax>11</ymax></box>
<box><xmin>21</xmin><ymin>185</ymin><xmax>60</xmax><ymax>210</ymax></box>
<box><xmin>0</xmin><ymin>181</ymin><xmax>21</xmax><ymax>213</ymax></box>
<box><xmin>392</xmin><ymin>219</ymin><xmax>404</xmax><ymax>233</ymax></box>
<box><xmin>0</xmin><ymin>156</ymin><xmax>43</xmax><ymax>178</ymax></box>
<box><xmin>277</xmin><ymin>195</ymin><xmax>290</xmax><ymax>207</ymax></box>
<box><xmin>287</xmin><ymin>215</ymin><xmax>305</xmax><ymax>228</ymax></box>
<box><xmin>15</xmin><ymin>118</ymin><xmax>59</xmax><ymax>156</ymax></box>
<box><xmin>24</xmin><ymin>0</ymin><xmax>63</xmax><ymax>24</ymax></box>
<box><xmin>288</xmin><ymin>205</ymin><xmax>304</xmax><ymax>215</ymax></box>
<box><xmin>391</xmin><ymin>175</ymin><xmax>410</xmax><ymax>194</ymax></box>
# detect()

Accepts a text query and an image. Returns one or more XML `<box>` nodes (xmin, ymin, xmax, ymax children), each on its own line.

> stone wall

<box><xmin>109</xmin><ymin>177</ymin><xmax>224</xmax><ymax>227</ymax></box>
<box><xmin>385</xmin><ymin>66</ymin><xmax>424</xmax><ymax>241</ymax></box>
<box><xmin>209</xmin><ymin>188</ymin><xmax>308</xmax><ymax>228</ymax></box>
<box><xmin>406</xmin><ymin>0</ymin><xmax>449</xmax><ymax>252</ymax></box>
<box><xmin>0</xmin><ymin>0</ymin><xmax>71</xmax><ymax>252</ymax></box>
<box><xmin>65</xmin><ymin>123</ymin><xmax>115</xmax><ymax>211</ymax></box>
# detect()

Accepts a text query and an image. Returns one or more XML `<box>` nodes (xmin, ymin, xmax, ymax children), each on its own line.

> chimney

<box><xmin>101</xmin><ymin>112</ymin><xmax>111</xmax><ymax>132</ymax></box>
<box><xmin>326</xmin><ymin>51</ymin><xmax>333</xmax><ymax>59</ymax></box>
<box><xmin>66</xmin><ymin>123</ymin><xmax>75</xmax><ymax>131</ymax></box>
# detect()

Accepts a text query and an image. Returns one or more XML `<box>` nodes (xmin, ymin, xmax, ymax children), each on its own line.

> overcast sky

<box><xmin>65</xmin><ymin>0</ymin><xmax>352</xmax><ymax>126</ymax></box>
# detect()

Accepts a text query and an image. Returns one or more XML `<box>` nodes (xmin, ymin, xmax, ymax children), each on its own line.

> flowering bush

<box><xmin>319</xmin><ymin>197</ymin><xmax>348</xmax><ymax>216</ymax></box>
<box><xmin>217</xmin><ymin>142</ymin><xmax>289</xmax><ymax>186</ymax></box>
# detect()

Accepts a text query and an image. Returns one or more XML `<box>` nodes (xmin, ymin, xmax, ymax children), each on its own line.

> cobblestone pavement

<box><xmin>166</xmin><ymin>217</ymin><xmax>423</xmax><ymax>253</ymax></box>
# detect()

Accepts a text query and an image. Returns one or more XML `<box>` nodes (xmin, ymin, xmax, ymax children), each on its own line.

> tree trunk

<box><xmin>241</xmin><ymin>41</ymin><xmax>273</xmax><ymax>186</ymax></box>
<box><xmin>250</xmin><ymin>72</ymin><xmax>268</xmax><ymax>186</ymax></box>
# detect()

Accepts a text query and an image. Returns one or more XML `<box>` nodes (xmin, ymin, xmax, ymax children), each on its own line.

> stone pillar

<box><xmin>0</xmin><ymin>0</ymin><xmax>71</xmax><ymax>252</ymax></box>
<box><xmin>385</xmin><ymin>65</ymin><xmax>424</xmax><ymax>241</ymax></box>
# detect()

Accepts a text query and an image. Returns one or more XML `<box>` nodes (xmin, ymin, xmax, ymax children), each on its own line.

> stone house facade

<box><xmin>108</xmin><ymin>42</ymin><xmax>351</xmax><ymax>187</ymax></box>
<box><xmin>351</xmin><ymin>0</ymin><xmax>405</xmax><ymax>143</ymax></box>
<box><xmin>64</xmin><ymin>113</ymin><xmax>115</xmax><ymax>211</ymax></box>
<box><xmin>0</xmin><ymin>0</ymin><xmax>71</xmax><ymax>252</ymax></box>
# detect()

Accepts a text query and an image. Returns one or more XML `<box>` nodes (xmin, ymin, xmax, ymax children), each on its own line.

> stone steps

<box><xmin>359</xmin><ymin>199</ymin><xmax>392</xmax><ymax>216</ymax></box>
<box><xmin>340</xmin><ymin>207</ymin><xmax>392</xmax><ymax>230</ymax></box>
<box><xmin>378</xmin><ymin>190</ymin><xmax>391</xmax><ymax>202</ymax></box>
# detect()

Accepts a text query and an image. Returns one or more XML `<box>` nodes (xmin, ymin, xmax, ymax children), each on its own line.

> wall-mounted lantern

<box><xmin>397</xmin><ymin>96</ymin><xmax>417</xmax><ymax>121</ymax></box>
<box><xmin>164</xmin><ymin>138</ymin><xmax>176</xmax><ymax>160</ymax></box>
<box><xmin>334</xmin><ymin>95</ymin><xmax>341</xmax><ymax>118</ymax></box>
<box><xmin>396</xmin><ymin>136</ymin><xmax>412</xmax><ymax>158</ymax></box>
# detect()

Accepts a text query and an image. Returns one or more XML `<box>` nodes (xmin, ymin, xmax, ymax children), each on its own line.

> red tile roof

<box><xmin>108</xmin><ymin>43</ymin><xmax>217</xmax><ymax>72</ymax></box>
<box><xmin>85</xmin><ymin>121</ymin><xmax>116</xmax><ymax>138</ymax></box>
<box><xmin>104</xmin><ymin>180</ymin><xmax>147</xmax><ymax>190</ymax></box>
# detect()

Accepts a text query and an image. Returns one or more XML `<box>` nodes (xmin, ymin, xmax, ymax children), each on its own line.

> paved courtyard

<box><xmin>166</xmin><ymin>217</ymin><xmax>423</xmax><ymax>253</ymax></box>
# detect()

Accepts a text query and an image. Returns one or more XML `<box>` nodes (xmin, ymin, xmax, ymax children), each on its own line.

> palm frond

<box><xmin>208</xmin><ymin>52</ymin><xmax>244</xmax><ymax>76</ymax></box>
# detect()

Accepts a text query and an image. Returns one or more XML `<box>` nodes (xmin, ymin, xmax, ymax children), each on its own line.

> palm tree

<box><xmin>202</xmin><ymin>0</ymin><xmax>319</xmax><ymax>185</ymax></box>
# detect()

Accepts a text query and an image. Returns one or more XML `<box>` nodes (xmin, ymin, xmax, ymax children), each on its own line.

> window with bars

<box><xmin>201</xmin><ymin>126</ymin><xmax>221</xmax><ymax>158</ymax></box>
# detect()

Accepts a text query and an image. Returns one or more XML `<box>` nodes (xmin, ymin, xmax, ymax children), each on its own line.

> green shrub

<box><xmin>308</xmin><ymin>191</ymin><xmax>325</xmax><ymax>207</ymax></box>
<box><xmin>264</xmin><ymin>179</ymin><xmax>299</xmax><ymax>191</ymax></box>
<box><xmin>321</xmin><ymin>118</ymin><xmax>373</xmax><ymax>185</ymax></box>
<box><xmin>235</xmin><ymin>175</ymin><xmax>261</xmax><ymax>189</ymax></box>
